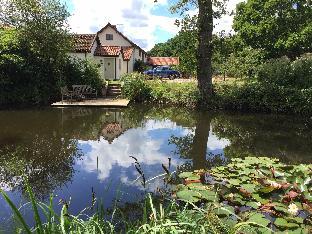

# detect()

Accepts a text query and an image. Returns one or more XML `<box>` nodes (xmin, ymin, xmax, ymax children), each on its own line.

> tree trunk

<box><xmin>197</xmin><ymin>0</ymin><xmax>213</xmax><ymax>102</ymax></box>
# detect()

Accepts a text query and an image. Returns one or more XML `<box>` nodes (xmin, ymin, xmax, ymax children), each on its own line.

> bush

<box><xmin>225</xmin><ymin>47</ymin><xmax>266</xmax><ymax>78</ymax></box>
<box><xmin>256</xmin><ymin>56</ymin><xmax>312</xmax><ymax>89</ymax></box>
<box><xmin>61</xmin><ymin>57</ymin><xmax>103</xmax><ymax>92</ymax></box>
<box><xmin>213</xmin><ymin>82</ymin><xmax>312</xmax><ymax>115</ymax></box>
<box><xmin>121</xmin><ymin>73</ymin><xmax>200</xmax><ymax>107</ymax></box>
<box><xmin>121</xmin><ymin>72</ymin><xmax>152</xmax><ymax>102</ymax></box>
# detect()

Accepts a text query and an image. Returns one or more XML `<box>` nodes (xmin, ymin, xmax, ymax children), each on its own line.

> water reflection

<box><xmin>0</xmin><ymin>106</ymin><xmax>311</xmax><ymax>231</ymax></box>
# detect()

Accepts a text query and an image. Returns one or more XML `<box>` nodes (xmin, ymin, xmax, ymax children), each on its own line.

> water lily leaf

<box><xmin>303</xmin><ymin>192</ymin><xmax>312</xmax><ymax>201</ymax></box>
<box><xmin>287</xmin><ymin>217</ymin><xmax>304</xmax><ymax>224</ymax></box>
<box><xmin>258</xmin><ymin>186</ymin><xmax>276</xmax><ymax>193</ymax></box>
<box><xmin>241</xmin><ymin>184</ymin><xmax>257</xmax><ymax>193</ymax></box>
<box><xmin>214</xmin><ymin>205</ymin><xmax>235</xmax><ymax>217</ymax></box>
<box><xmin>228</xmin><ymin>178</ymin><xmax>241</xmax><ymax>186</ymax></box>
<box><xmin>176</xmin><ymin>190</ymin><xmax>200</xmax><ymax>203</ymax></box>
<box><xmin>273</xmin><ymin>204</ymin><xmax>288</xmax><ymax>214</ymax></box>
<box><xmin>252</xmin><ymin>193</ymin><xmax>269</xmax><ymax>204</ymax></box>
<box><xmin>246</xmin><ymin>201</ymin><xmax>261</xmax><ymax>209</ymax></box>
<box><xmin>198</xmin><ymin>190</ymin><xmax>216</xmax><ymax>202</ymax></box>
<box><xmin>179</xmin><ymin>172</ymin><xmax>194</xmax><ymax>179</ymax></box>
<box><xmin>275</xmin><ymin>218</ymin><xmax>299</xmax><ymax>228</ymax></box>
<box><xmin>247</xmin><ymin>213</ymin><xmax>270</xmax><ymax>226</ymax></box>
<box><xmin>178</xmin><ymin>172</ymin><xmax>198</xmax><ymax>179</ymax></box>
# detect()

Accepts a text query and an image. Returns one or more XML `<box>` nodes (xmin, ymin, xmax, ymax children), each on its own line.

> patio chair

<box><xmin>84</xmin><ymin>85</ymin><xmax>98</xmax><ymax>99</ymax></box>
<box><xmin>60</xmin><ymin>86</ymin><xmax>73</xmax><ymax>103</ymax></box>
<box><xmin>72</xmin><ymin>85</ymin><xmax>86</xmax><ymax>101</ymax></box>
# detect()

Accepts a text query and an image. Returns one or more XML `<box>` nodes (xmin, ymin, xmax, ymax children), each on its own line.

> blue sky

<box><xmin>64</xmin><ymin>0</ymin><xmax>243</xmax><ymax>50</ymax></box>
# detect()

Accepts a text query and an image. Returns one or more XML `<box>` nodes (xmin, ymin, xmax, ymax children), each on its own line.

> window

<box><xmin>139</xmin><ymin>50</ymin><xmax>141</xmax><ymax>57</ymax></box>
<box><xmin>106</xmin><ymin>34</ymin><xmax>113</xmax><ymax>40</ymax></box>
<box><xmin>119</xmin><ymin>59</ymin><xmax>121</xmax><ymax>70</ymax></box>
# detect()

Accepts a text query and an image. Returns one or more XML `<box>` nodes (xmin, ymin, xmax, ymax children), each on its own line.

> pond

<box><xmin>0</xmin><ymin>105</ymin><xmax>311</xmax><ymax>232</ymax></box>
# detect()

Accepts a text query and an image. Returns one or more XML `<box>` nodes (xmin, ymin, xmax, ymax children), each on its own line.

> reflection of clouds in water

<box><xmin>207</xmin><ymin>130</ymin><xmax>230</xmax><ymax>151</ymax></box>
<box><xmin>77</xmin><ymin>122</ymin><xmax>186</xmax><ymax>182</ymax></box>
<box><xmin>145</xmin><ymin>120</ymin><xmax>192</xmax><ymax>136</ymax></box>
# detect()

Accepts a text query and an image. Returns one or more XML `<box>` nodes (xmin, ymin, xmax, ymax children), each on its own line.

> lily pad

<box><xmin>274</xmin><ymin>218</ymin><xmax>299</xmax><ymax>228</ymax></box>
<box><xmin>176</xmin><ymin>190</ymin><xmax>200</xmax><ymax>203</ymax></box>
<box><xmin>247</xmin><ymin>212</ymin><xmax>270</xmax><ymax>227</ymax></box>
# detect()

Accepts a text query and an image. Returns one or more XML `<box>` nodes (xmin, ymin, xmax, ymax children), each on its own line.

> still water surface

<box><xmin>0</xmin><ymin>105</ymin><xmax>311</xmax><ymax>231</ymax></box>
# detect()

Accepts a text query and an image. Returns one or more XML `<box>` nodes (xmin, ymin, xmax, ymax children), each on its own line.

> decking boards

<box><xmin>51</xmin><ymin>98</ymin><xmax>130</xmax><ymax>107</ymax></box>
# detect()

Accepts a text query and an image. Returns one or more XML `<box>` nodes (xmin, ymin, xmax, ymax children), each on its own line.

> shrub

<box><xmin>225</xmin><ymin>47</ymin><xmax>266</xmax><ymax>78</ymax></box>
<box><xmin>121</xmin><ymin>72</ymin><xmax>152</xmax><ymax>102</ymax></box>
<box><xmin>256</xmin><ymin>56</ymin><xmax>312</xmax><ymax>89</ymax></box>
<box><xmin>213</xmin><ymin>82</ymin><xmax>312</xmax><ymax>115</ymax></box>
<box><xmin>61</xmin><ymin>57</ymin><xmax>103</xmax><ymax>92</ymax></box>
<box><xmin>121</xmin><ymin>73</ymin><xmax>200</xmax><ymax>107</ymax></box>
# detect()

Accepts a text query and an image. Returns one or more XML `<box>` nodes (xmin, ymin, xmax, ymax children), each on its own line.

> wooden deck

<box><xmin>51</xmin><ymin>98</ymin><xmax>130</xmax><ymax>107</ymax></box>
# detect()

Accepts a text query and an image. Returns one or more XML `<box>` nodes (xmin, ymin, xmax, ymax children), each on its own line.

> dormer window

<box><xmin>106</xmin><ymin>34</ymin><xmax>113</xmax><ymax>40</ymax></box>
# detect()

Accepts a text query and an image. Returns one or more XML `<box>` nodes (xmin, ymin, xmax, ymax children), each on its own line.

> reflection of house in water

<box><xmin>59</xmin><ymin>108</ymin><xmax>131</xmax><ymax>143</ymax></box>
<box><xmin>100</xmin><ymin>111</ymin><xmax>129</xmax><ymax>144</ymax></box>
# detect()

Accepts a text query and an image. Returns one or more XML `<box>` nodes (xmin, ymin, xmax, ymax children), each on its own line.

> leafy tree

<box><xmin>149</xmin><ymin>29</ymin><xmax>197</xmax><ymax>76</ymax></box>
<box><xmin>233</xmin><ymin>0</ymin><xmax>312</xmax><ymax>59</ymax></box>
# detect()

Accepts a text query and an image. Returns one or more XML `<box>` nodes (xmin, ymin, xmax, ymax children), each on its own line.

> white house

<box><xmin>69</xmin><ymin>23</ymin><xmax>147</xmax><ymax>80</ymax></box>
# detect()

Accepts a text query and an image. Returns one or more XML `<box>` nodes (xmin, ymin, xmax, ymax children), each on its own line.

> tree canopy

<box><xmin>233</xmin><ymin>0</ymin><xmax>312</xmax><ymax>59</ymax></box>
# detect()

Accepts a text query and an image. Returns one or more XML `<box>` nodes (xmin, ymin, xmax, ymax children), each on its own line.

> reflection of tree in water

<box><xmin>0</xmin><ymin>136</ymin><xmax>82</xmax><ymax>199</ymax></box>
<box><xmin>212</xmin><ymin>114</ymin><xmax>312</xmax><ymax>164</ymax></box>
<box><xmin>169</xmin><ymin>112</ymin><xmax>227</xmax><ymax>170</ymax></box>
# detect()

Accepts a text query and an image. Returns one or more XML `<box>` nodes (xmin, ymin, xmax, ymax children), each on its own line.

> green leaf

<box><xmin>275</xmin><ymin>218</ymin><xmax>299</xmax><ymax>228</ymax></box>
<box><xmin>247</xmin><ymin>213</ymin><xmax>270</xmax><ymax>227</ymax></box>
<box><xmin>198</xmin><ymin>190</ymin><xmax>216</xmax><ymax>202</ymax></box>
<box><xmin>176</xmin><ymin>190</ymin><xmax>200</xmax><ymax>203</ymax></box>
<box><xmin>178</xmin><ymin>172</ymin><xmax>197</xmax><ymax>179</ymax></box>
<box><xmin>241</xmin><ymin>183</ymin><xmax>257</xmax><ymax>193</ymax></box>
<box><xmin>258</xmin><ymin>186</ymin><xmax>276</xmax><ymax>193</ymax></box>
<box><xmin>246</xmin><ymin>201</ymin><xmax>260</xmax><ymax>209</ymax></box>
<box><xmin>228</xmin><ymin>178</ymin><xmax>241</xmax><ymax>186</ymax></box>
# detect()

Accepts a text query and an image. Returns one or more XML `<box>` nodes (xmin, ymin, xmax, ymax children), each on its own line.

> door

<box><xmin>104</xmin><ymin>58</ymin><xmax>115</xmax><ymax>80</ymax></box>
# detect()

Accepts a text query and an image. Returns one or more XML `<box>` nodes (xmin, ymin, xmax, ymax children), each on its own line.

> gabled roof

<box><xmin>94</xmin><ymin>46</ymin><xmax>121</xmax><ymax>56</ymax></box>
<box><xmin>71</xmin><ymin>34</ymin><xmax>96</xmax><ymax>53</ymax></box>
<box><xmin>122</xmin><ymin>46</ymin><xmax>134</xmax><ymax>60</ymax></box>
<box><xmin>147</xmin><ymin>57</ymin><xmax>180</xmax><ymax>66</ymax></box>
<box><xmin>97</xmin><ymin>23</ymin><xmax>146</xmax><ymax>54</ymax></box>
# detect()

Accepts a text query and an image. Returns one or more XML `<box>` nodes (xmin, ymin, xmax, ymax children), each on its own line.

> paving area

<box><xmin>51</xmin><ymin>98</ymin><xmax>130</xmax><ymax>107</ymax></box>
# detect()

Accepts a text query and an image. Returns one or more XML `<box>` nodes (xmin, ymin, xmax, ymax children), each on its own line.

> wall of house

<box><xmin>97</xmin><ymin>27</ymin><xmax>132</xmax><ymax>47</ymax></box>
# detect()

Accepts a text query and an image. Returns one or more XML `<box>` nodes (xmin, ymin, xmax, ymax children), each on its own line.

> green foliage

<box><xmin>149</xmin><ymin>29</ymin><xmax>197</xmax><ymax>76</ymax></box>
<box><xmin>176</xmin><ymin>157</ymin><xmax>312</xmax><ymax>233</ymax></box>
<box><xmin>225</xmin><ymin>47</ymin><xmax>266</xmax><ymax>78</ymax></box>
<box><xmin>121</xmin><ymin>73</ymin><xmax>200</xmax><ymax>107</ymax></box>
<box><xmin>1</xmin><ymin>184</ymin><xmax>259</xmax><ymax>233</ymax></box>
<box><xmin>233</xmin><ymin>0</ymin><xmax>312</xmax><ymax>59</ymax></box>
<box><xmin>0</xmin><ymin>0</ymin><xmax>102</xmax><ymax>106</ymax></box>
<box><xmin>133</xmin><ymin>59</ymin><xmax>149</xmax><ymax>73</ymax></box>
<box><xmin>121</xmin><ymin>73</ymin><xmax>152</xmax><ymax>102</ymax></box>
<box><xmin>256</xmin><ymin>56</ymin><xmax>312</xmax><ymax>89</ymax></box>
<box><xmin>61</xmin><ymin>57</ymin><xmax>103</xmax><ymax>92</ymax></box>
<box><xmin>213</xmin><ymin>81</ymin><xmax>312</xmax><ymax>115</ymax></box>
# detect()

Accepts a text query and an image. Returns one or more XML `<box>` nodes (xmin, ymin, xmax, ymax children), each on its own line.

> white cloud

<box><xmin>67</xmin><ymin>0</ymin><xmax>179</xmax><ymax>50</ymax></box>
<box><xmin>67</xmin><ymin>0</ymin><xmax>244</xmax><ymax>50</ymax></box>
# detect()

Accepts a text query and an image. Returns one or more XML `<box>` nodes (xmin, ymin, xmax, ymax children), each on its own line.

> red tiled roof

<box><xmin>72</xmin><ymin>34</ymin><xmax>96</xmax><ymax>53</ymax></box>
<box><xmin>94</xmin><ymin>46</ymin><xmax>121</xmax><ymax>56</ymax></box>
<box><xmin>147</xmin><ymin>57</ymin><xmax>180</xmax><ymax>66</ymax></box>
<box><xmin>122</xmin><ymin>47</ymin><xmax>134</xmax><ymax>60</ymax></box>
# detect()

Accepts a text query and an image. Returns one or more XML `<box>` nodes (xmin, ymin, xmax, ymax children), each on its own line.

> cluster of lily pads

<box><xmin>175</xmin><ymin>157</ymin><xmax>312</xmax><ymax>233</ymax></box>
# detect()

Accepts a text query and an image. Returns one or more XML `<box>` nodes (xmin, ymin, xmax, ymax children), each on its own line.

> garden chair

<box><xmin>84</xmin><ymin>85</ymin><xmax>98</xmax><ymax>99</ymax></box>
<box><xmin>60</xmin><ymin>86</ymin><xmax>74</xmax><ymax>103</ymax></box>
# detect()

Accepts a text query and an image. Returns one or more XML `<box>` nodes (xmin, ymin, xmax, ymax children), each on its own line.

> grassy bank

<box><xmin>121</xmin><ymin>73</ymin><xmax>312</xmax><ymax>115</ymax></box>
<box><xmin>1</xmin><ymin>157</ymin><xmax>311</xmax><ymax>233</ymax></box>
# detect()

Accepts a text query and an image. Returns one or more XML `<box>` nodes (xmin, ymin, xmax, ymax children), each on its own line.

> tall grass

<box><xmin>0</xmin><ymin>182</ymin><xmax>271</xmax><ymax>234</ymax></box>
